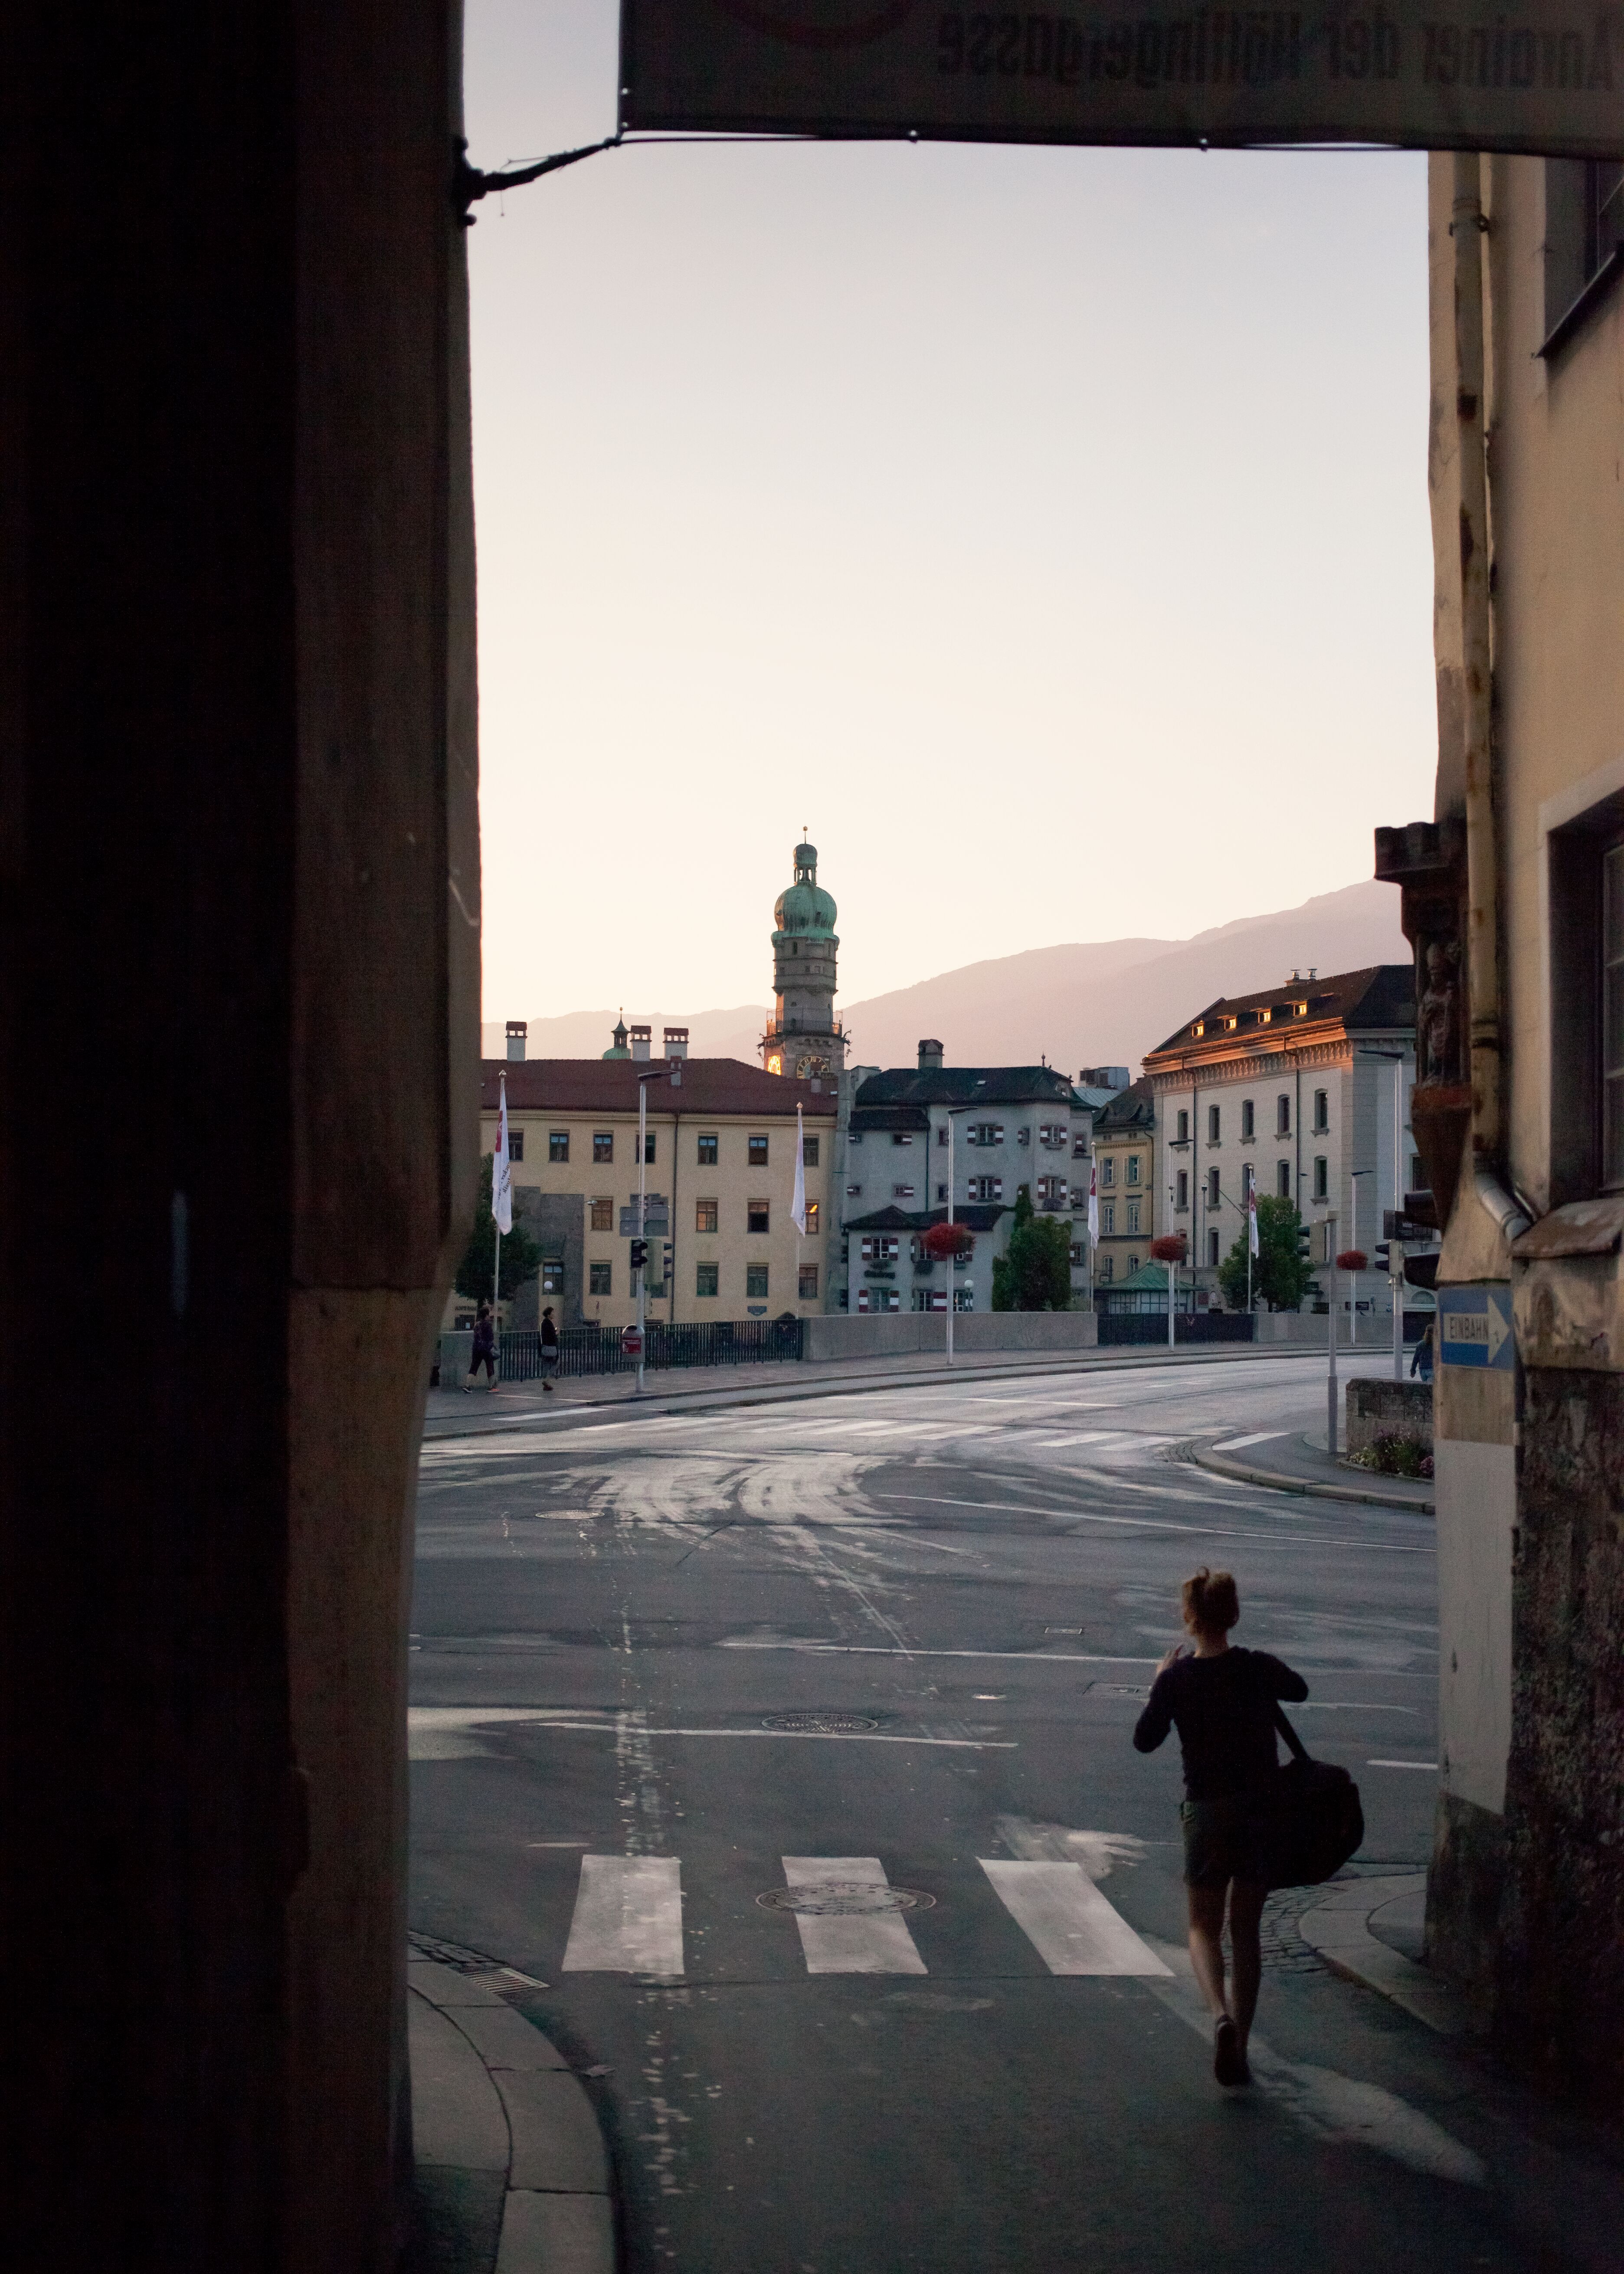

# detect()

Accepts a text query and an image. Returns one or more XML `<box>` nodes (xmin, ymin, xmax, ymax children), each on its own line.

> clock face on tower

<box><xmin>796</xmin><ymin>1053</ymin><xmax>831</xmax><ymax>1078</ymax></box>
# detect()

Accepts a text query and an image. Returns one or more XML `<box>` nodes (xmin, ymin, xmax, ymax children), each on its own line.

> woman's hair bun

<box><xmin>1182</xmin><ymin>1566</ymin><xmax>1239</xmax><ymax>1634</ymax></box>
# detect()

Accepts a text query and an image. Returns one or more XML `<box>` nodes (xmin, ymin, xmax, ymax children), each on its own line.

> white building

<box><xmin>1143</xmin><ymin>967</ymin><xmax>1418</xmax><ymax>1318</ymax></box>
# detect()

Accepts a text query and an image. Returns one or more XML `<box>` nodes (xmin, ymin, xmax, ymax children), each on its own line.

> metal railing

<box><xmin>498</xmin><ymin>1317</ymin><xmax>805</xmax><ymax>1379</ymax></box>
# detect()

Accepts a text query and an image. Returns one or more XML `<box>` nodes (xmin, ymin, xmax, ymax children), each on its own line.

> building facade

<box><xmin>1090</xmin><ymin>1077</ymin><xmax>1156</xmax><ymax>1288</ymax></box>
<box><xmin>832</xmin><ymin>1043</ymin><xmax>1094</xmax><ymax>1313</ymax></box>
<box><xmin>1143</xmin><ymin>967</ymin><xmax>1417</xmax><ymax>1314</ymax></box>
<box><xmin>763</xmin><ymin>839</ymin><xmax>845</xmax><ymax>1079</ymax></box>
<box><xmin>1370</xmin><ymin>151</ymin><xmax>1624</xmax><ymax>2097</ymax></box>
<box><xmin>470</xmin><ymin>1042</ymin><xmax>835</xmax><ymax>1329</ymax></box>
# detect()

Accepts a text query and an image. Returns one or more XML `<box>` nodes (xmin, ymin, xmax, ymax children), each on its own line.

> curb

<box><xmin>408</xmin><ymin>1948</ymin><xmax>616</xmax><ymax>2274</ymax></box>
<box><xmin>424</xmin><ymin>1342</ymin><xmax>1314</xmax><ymax>1445</ymax></box>
<box><xmin>1297</xmin><ymin>1873</ymin><xmax>1469</xmax><ymax>2037</ymax></box>
<box><xmin>1188</xmin><ymin>1440</ymin><xmax>1435</xmax><ymax>1515</ymax></box>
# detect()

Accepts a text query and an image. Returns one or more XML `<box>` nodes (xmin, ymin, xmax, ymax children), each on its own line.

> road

<box><xmin>409</xmin><ymin>1354</ymin><xmax>1608</xmax><ymax>2274</ymax></box>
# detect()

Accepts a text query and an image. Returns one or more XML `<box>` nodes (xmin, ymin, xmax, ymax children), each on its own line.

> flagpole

<box><xmin>494</xmin><ymin>1071</ymin><xmax>506</xmax><ymax>1380</ymax></box>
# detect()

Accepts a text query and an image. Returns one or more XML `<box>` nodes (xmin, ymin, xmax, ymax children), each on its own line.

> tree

<box><xmin>992</xmin><ymin>1185</ymin><xmax>1074</xmax><ymax>1311</ymax></box>
<box><xmin>1216</xmin><ymin>1195</ymin><xmax>1319</xmax><ymax>1313</ymax></box>
<box><xmin>455</xmin><ymin>1155</ymin><xmax>541</xmax><ymax>1310</ymax></box>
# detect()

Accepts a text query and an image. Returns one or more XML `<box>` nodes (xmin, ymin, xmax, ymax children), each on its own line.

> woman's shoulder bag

<box><xmin>1240</xmin><ymin>1705</ymin><xmax>1365</xmax><ymax>1891</ymax></box>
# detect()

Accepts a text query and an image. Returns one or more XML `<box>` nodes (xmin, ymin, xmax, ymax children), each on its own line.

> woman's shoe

<box><xmin>1214</xmin><ymin>2016</ymin><xmax>1246</xmax><ymax>2087</ymax></box>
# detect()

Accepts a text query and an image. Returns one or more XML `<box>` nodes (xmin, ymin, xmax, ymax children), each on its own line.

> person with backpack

<box><xmin>465</xmin><ymin>1301</ymin><xmax>498</xmax><ymax>1393</ymax></box>
<box><xmin>1133</xmin><ymin>1567</ymin><xmax>1308</xmax><ymax>2088</ymax></box>
<box><xmin>539</xmin><ymin>1304</ymin><xmax>560</xmax><ymax>1393</ymax></box>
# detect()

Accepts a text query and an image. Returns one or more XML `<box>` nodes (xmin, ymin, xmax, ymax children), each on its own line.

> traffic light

<box><xmin>1295</xmin><ymin>1220</ymin><xmax>1312</xmax><ymax>1264</ymax></box>
<box><xmin>629</xmin><ymin>1238</ymin><xmax>648</xmax><ymax>1272</ymax></box>
<box><xmin>662</xmin><ymin>1241</ymin><xmax>674</xmax><ymax>1286</ymax></box>
<box><xmin>1373</xmin><ymin>1241</ymin><xmax>1392</xmax><ymax>1275</ymax></box>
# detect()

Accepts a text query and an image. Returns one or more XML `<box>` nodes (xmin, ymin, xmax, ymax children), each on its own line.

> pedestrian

<box><xmin>539</xmin><ymin>1304</ymin><xmax>560</xmax><ymax>1393</ymax></box>
<box><xmin>465</xmin><ymin>1301</ymin><xmax>499</xmax><ymax>1393</ymax></box>
<box><xmin>1411</xmin><ymin>1320</ymin><xmax>1434</xmax><ymax>1381</ymax></box>
<box><xmin>1132</xmin><ymin>1566</ymin><xmax>1309</xmax><ymax>2088</ymax></box>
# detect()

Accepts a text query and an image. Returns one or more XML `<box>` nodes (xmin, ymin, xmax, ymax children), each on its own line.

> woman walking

<box><xmin>1133</xmin><ymin>1567</ymin><xmax>1307</xmax><ymax>2087</ymax></box>
<box><xmin>465</xmin><ymin>1301</ymin><xmax>499</xmax><ymax>1393</ymax></box>
<box><xmin>539</xmin><ymin>1304</ymin><xmax>560</xmax><ymax>1393</ymax></box>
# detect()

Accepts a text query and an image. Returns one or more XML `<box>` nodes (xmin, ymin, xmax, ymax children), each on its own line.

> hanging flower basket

<box><xmin>1336</xmin><ymin>1248</ymin><xmax>1368</xmax><ymax>1271</ymax></box>
<box><xmin>921</xmin><ymin>1220</ymin><xmax>975</xmax><ymax>1261</ymax></box>
<box><xmin>1149</xmin><ymin>1234</ymin><xmax>1187</xmax><ymax>1263</ymax></box>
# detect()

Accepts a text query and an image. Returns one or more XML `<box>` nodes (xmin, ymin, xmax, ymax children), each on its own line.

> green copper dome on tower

<box><xmin>773</xmin><ymin>842</ymin><xmax>838</xmax><ymax>941</ymax></box>
<box><xmin>602</xmin><ymin>1012</ymin><xmax>631</xmax><ymax>1061</ymax></box>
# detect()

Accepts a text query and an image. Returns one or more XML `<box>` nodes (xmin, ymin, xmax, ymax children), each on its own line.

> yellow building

<box><xmin>1089</xmin><ymin>1077</ymin><xmax>1155</xmax><ymax>1288</ymax></box>
<box><xmin>466</xmin><ymin>1049</ymin><xmax>835</xmax><ymax>1329</ymax></box>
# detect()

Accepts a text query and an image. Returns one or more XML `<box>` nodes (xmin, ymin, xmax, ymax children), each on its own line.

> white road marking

<box><xmin>1036</xmin><ymin>1431</ymin><xmax>1126</xmax><ymax>1448</ymax></box>
<box><xmin>780</xmin><ymin>1858</ymin><xmax>928</xmax><ymax>1975</ymax></box>
<box><xmin>405</xmin><ymin>1706</ymin><xmax>1013</xmax><ymax>1748</ymax></box>
<box><xmin>1212</xmin><ymin>1430</ymin><xmax>1290</xmax><ymax>1451</ymax></box>
<box><xmin>1367</xmin><ymin>1759</ymin><xmax>1439</xmax><ymax>1769</ymax></box>
<box><xmin>879</xmin><ymin>1491</ymin><xmax>1435</xmax><ymax>1553</ymax></box>
<box><xmin>714</xmin><ymin>1641</ymin><xmax>1155</xmax><ymax>1665</ymax></box>
<box><xmin>561</xmin><ymin>1854</ymin><xmax>685</xmax><ymax>1976</ymax></box>
<box><xmin>979</xmin><ymin>1859</ymin><xmax>1172</xmax><ymax>1976</ymax></box>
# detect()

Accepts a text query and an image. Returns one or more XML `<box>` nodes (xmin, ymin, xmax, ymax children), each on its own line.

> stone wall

<box><xmin>1346</xmin><ymin>1377</ymin><xmax>1433</xmax><ymax>1454</ymax></box>
<box><xmin>804</xmin><ymin>1312</ymin><xmax>1098</xmax><ymax>1362</ymax></box>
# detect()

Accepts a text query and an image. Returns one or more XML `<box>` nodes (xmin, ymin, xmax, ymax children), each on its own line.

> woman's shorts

<box><xmin>468</xmin><ymin>1350</ymin><xmax>496</xmax><ymax>1379</ymax></box>
<box><xmin>1179</xmin><ymin>1797</ymin><xmax>1257</xmax><ymax>1889</ymax></box>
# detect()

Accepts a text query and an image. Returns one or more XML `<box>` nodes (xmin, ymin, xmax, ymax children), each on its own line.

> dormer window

<box><xmin>1192</xmin><ymin>1021</ymin><xmax>1205</xmax><ymax>1038</ymax></box>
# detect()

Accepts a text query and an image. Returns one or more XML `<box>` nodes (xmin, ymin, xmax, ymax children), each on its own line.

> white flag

<box><xmin>1247</xmin><ymin>1181</ymin><xmax>1259</xmax><ymax>1256</ymax></box>
<box><xmin>1087</xmin><ymin>1158</ymin><xmax>1099</xmax><ymax>1246</ymax></box>
<box><xmin>493</xmin><ymin>1074</ymin><xmax>513</xmax><ymax>1234</ymax></box>
<box><xmin>791</xmin><ymin>1103</ymin><xmax>808</xmax><ymax>1236</ymax></box>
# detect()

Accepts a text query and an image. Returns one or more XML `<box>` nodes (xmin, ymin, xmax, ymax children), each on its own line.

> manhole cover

<box><xmin>757</xmin><ymin>1882</ymin><xmax>937</xmax><ymax>1917</ymax></box>
<box><xmin>1099</xmin><ymin>1684</ymin><xmax>1150</xmax><ymax>1697</ymax></box>
<box><xmin>760</xmin><ymin>1710</ymin><xmax>879</xmax><ymax>1733</ymax></box>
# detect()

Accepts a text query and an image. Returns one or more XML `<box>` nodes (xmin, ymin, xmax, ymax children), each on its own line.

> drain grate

<box><xmin>1098</xmin><ymin>1684</ymin><xmax>1150</xmax><ymax>1698</ymax></box>
<box><xmin>760</xmin><ymin>1710</ymin><xmax>879</xmax><ymax>1733</ymax></box>
<box><xmin>758</xmin><ymin>1882</ymin><xmax>937</xmax><ymax>1917</ymax></box>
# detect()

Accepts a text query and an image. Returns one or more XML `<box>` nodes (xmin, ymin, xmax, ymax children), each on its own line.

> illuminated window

<box><xmin>695</xmin><ymin>1198</ymin><xmax>718</xmax><ymax>1233</ymax></box>
<box><xmin>590</xmin><ymin>1196</ymin><xmax>612</xmax><ymax>1232</ymax></box>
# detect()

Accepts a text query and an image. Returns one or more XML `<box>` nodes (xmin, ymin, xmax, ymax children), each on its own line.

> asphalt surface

<box><xmin>409</xmin><ymin>1354</ymin><xmax>1621</xmax><ymax>2274</ymax></box>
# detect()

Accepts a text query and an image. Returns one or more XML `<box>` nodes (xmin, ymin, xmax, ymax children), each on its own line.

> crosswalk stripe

<box><xmin>978</xmin><ymin>1860</ymin><xmax>1172</xmax><ymax>1976</ymax></box>
<box><xmin>560</xmin><ymin>1854</ymin><xmax>684</xmax><ymax>1976</ymax></box>
<box><xmin>1212</xmin><ymin>1430</ymin><xmax>1289</xmax><ymax>1452</ymax></box>
<box><xmin>780</xmin><ymin>1857</ymin><xmax>928</xmax><ymax>1975</ymax></box>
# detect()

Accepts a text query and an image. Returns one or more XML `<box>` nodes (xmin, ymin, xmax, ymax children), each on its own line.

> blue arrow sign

<box><xmin>1437</xmin><ymin>1284</ymin><xmax>1513</xmax><ymax>1370</ymax></box>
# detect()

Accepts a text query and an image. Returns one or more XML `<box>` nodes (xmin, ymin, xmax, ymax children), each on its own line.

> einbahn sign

<box><xmin>621</xmin><ymin>3</ymin><xmax>1624</xmax><ymax>157</ymax></box>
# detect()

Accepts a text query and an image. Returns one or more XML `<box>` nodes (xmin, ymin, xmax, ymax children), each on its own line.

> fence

<box><xmin>1097</xmin><ymin>1313</ymin><xmax>1255</xmax><ymax>1347</ymax></box>
<box><xmin>495</xmin><ymin>1316</ymin><xmax>805</xmax><ymax>1380</ymax></box>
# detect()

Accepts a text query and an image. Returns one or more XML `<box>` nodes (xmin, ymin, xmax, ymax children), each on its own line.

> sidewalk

<box><xmin>423</xmin><ymin>1340</ymin><xmax>1311</xmax><ymax>1443</ymax></box>
<box><xmin>406</xmin><ymin>1938</ymin><xmax>614</xmax><ymax>2274</ymax></box>
<box><xmin>1189</xmin><ymin>1421</ymin><xmax>1434</xmax><ymax>1513</ymax></box>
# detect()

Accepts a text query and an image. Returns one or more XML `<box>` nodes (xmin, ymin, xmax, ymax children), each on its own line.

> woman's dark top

<box><xmin>540</xmin><ymin>1317</ymin><xmax>559</xmax><ymax>1350</ymax></box>
<box><xmin>472</xmin><ymin>1315</ymin><xmax>495</xmax><ymax>1357</ymax></box>
<box><xmin>1133</xmin><ymin>1646</ymin><xmax>1309</xmax><ymax>1801</ymax></box>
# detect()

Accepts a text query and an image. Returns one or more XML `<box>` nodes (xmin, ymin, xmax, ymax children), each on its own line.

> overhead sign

<box><xmin>621</xmin><ymin>3</ymin><xmax>1624</xmax><ymax>157</ymax></box>
<box><xmin>1437</xmin><ymin>1282</ymin><xmax>1513</xmax><ymax>1368</ymax></box>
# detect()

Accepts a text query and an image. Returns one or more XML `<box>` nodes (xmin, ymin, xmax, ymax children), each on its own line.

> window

<box><xmin>1207</xmin><ymin>1104</ymin><xmax>1220</xmax><ymax>1143</ymax></box>
<box><xmin>1277</xmin><ymin>1160</ymin><xmax>1292</xmax><ymax>1199</ymax></box>
<box><xmin>893</xmin><ymin>1183</ymin><xmax>915</xmax><ymax>1199</ymax></box>
<box><xmin>1313</xmin><ymin>1156</ymin><xmax>1328</xmax><ymax>1201</ymax></box>
<box><xmin>847</xmin><ymin>1183</ymin><xmax>863</xmax><ymax>1197</ymax></box>
<box><xmin>937</xmin><ymin>1125</ymin><xmax>949</xmax><ymax>1146</ymax></box>
<box><xmin>1101</xmin><ymin>1159</ymin><xmax>1115</xmax><ymax>1187</ymax></box>
<box><xmin>747</xmin><ymin>1264</ymin><xmax>769</xmax><ymax>1300</ymax></box>
<box><xmin>936</xmin><ymin>1183</ymin><xmax>948</xmax><ymax>1202</ymax></box>
<box><xmin>641</xmin><ymin>1131</ymin><xmax>656</xmax><ymax>1164</ymax></box>
<box><xmin>589</xmin><ymin>1260</ymin><xmax>612</xmax><ymax>1296</ymax></box>
<box><xmin>1176</xmin><ymin>1171</ymin><xmax>1189</xmax><ymax>1210</ymax></box>
<box><xmin>541</xmin><ymin>1258</ymin><xmax>565</xmax><ymax>1294</ymax></box>
<box><xmin>549</xmin><ymin>1130</ymin><xmax>570</xmax><ymax>1163</ymax></box>
<box><xmin>748</xmin><ymin>1133</ymin><xmax>769</xmax><ymax>1166</ymax></box>
<box><xmin>856</xmin><ymin>1285</ymin><xmax>901</xmax><ymax>1313</ymax></box>
<box><xmin>1242</xmin><ymin>1162</ymin><xmax>1255</xmax><ymax>1201</ymax></box>
<box><xmin>1276</xmin><ymin>1095</ymin><xmax>1290</xmax><ymax>1136</ymax></box>
<box><xmin>1542</xmin><ymin>159</ymin><xmax>1624</xmax><ymax>355</ymax></box>
<box><xmin>1241</xmin><ymin>1100</ymin><xmax>1254</xmax><ymax>1140</ymax></box>
<box><xmin>805</xmin><ymin>1199</ymin><xmax>819</xmax><ymax>1235</ymax></box>
<box><xmin>747</xmin><ymin>1198</ymin><xmax>770</xmax><ymax>1233</ymax></box>
<box><xmin>695</xmin><ymin>1198</ymin><xmax>718</xmax><ymax>1234</ymax></box>
<box><xmin>1588</xmin><ymin>862</ymin><xmax>1624</xmax><ymax>1157</ymax></box>
<box><xmin>508</xmin><ymin>1127</ymin><xmax>525</xmax><ymax>1162</ymax></box>
<box><xmin>860</xmin><ymin>1235</ymin><xmax>900</xmax><ymax>1263</ymax></box>
<box><xmin>1127</xmin><ymin>1256</ymin><xmax>1139</xmax><ymax>1277</ymax></box>
<box><xmin>1099</xmin><ymin>1253</ymin><xmax>1114</xmax><ymax>1284</ymax></box>
<box><xmin>695</xmin><ymin>1262</ymin><xmax>719</xmax><ymax>1298</ymax></box>
<box><xmin>1176</xmin><ymin>1110</ymin><xmax>1189</xmax><ymax>1143</ymax></box>
<box><xmin>590</xmin><ymin>1196</ymin><xmax>613</xmax><ymax>1232</ymax></box>
<box><xmin>1073</xmin><ymin>1132</ymin><xmax>1088</xmax><ymax>1158</ymax></box>
<box><xmin>1102</xmin><ymin>1203</ymin><xmax>1115</xmax><ymax>1235</ymax></box>
<box><xmin>1069</xmin><ymin>1244</ymin><xmax>1085</xmax><ymax>1267</ymax></box>
<box><xmin>1126</xmin><ymin>1200</ymin><xmax>1140</xmax><ymax>1234</ymax></box>
<box><xmin>1126</xmin><ymin>1156</ymin><xmax>1140</xmax><ymax>1186</ymax></box>
<box><xmin>799</xmin><ymin>1264</ymin><xmax>819</xmax><ymax>1300</ymax></box>
<box><xmin>849</xmin><ymin>1131</ymin><xmax>864</xmax><ymax>1146</ymax></box>
<box><xmin>593</xmin><ymin>1131</ymin><xmax>614</xmax><ymax>1163</ymax></box>
<box><xmin>891</xmin><ymin>1131</ymin><xmax>914</xmax><ymax>1147</ymax></box>
<box><xmin>1313</xmin><ymin>1089</ymin><xmax>1328</xmax><ymax>1133</ymax></box>
<box><xmin>970</xmin><ymin>1123</ymin><xmax>1003</xmax><ymax>1146</ymax></box>
<box><xmin>1209</xmin><ymin>1228</ymin><xmax>1220</xmax><ymax>1266</ymax></box>
<box><xmin>803</xmin><ymin>1135</ymin><xmax>819</xmax><ymax>1167</ymax></box>
<box><xmin>697</xmin><ymin>1132</ymin><xmax>718</xmax><ymax>1165</ymax></box>
<box><xmin>1207</xmin><ymin>1166</ymin><xmax>1219</xmax><ymax>1208</ymax></box>
<box><xmin>968</xmin><ymin>1175</ymin><xmax>1002</xmax><ymax>1202</ymax></box>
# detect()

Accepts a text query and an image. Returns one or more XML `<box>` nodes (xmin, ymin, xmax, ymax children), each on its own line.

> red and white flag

<box><xmin>1087</xmin><ymin>1158</ymin><xmax>1099</xmax><ymax>1246</ymax></box>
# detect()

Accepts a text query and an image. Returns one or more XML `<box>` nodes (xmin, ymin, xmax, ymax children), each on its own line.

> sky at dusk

<box><xmin>465</xmin><ymin>0</ymin><xmax>1436</xmax><ymax>1025</ymax></box>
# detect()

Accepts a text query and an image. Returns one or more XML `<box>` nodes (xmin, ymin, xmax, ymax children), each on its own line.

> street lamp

<box><xmin>1350</xmin><ymin>1167</ymin><xmax>1375</xmax><ymax>1346</ymax></box>
<box><xmin>633</xmin><ymin>1062</ymin><xmax>680</xmax><ymax>1396</ymax></box>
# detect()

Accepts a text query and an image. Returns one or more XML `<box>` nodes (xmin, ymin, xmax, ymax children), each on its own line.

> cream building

<box><xmin>467</xmin><ymin>1039</ymin><xmax>835</xmax><ymax>1329</ymax></box>
<box><xmin>1090</xmin><ymin>1077</ymin><xmax>1155</xmax><ymax>1288</ymax></box>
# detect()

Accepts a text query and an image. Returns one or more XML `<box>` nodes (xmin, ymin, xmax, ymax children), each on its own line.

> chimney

<box><xmin>663</xmin><ymin>1026</ymin><xmax>689</xmax><ymax>1060</ymax></box>
<box><xmin>917</xmin><ymin>1038</ymin><xmax>944</xmax><ymax>1070</ymax></box>
<box><xmin>629</xmin><ymin>1022</ymin><xmax>652</xmax><ymax>1062</ymax></box>
<box><xmin>505</xmin><ymin>1019</ymin><xmax>527</xmax><ymax>1062</ymax></box>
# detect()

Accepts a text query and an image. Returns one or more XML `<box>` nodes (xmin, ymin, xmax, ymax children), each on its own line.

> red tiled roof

<box><xmin>479</xmin><ymin>1057</ymin><xmax>837</xmax><ymax>1117</ymax></box>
